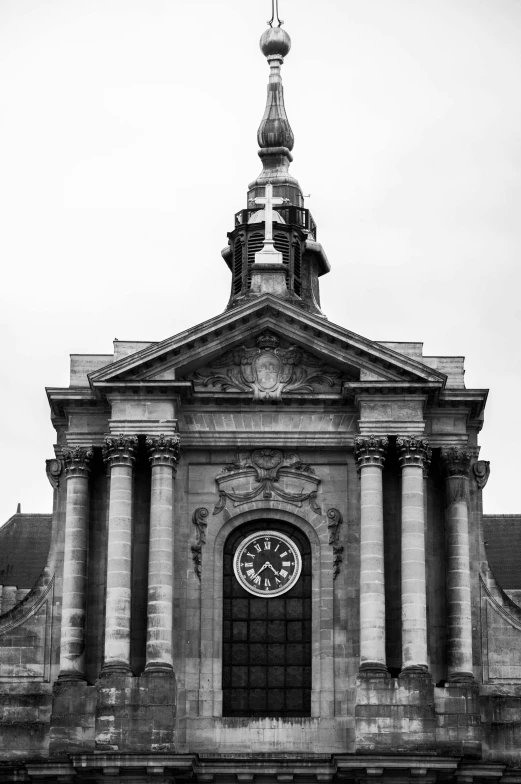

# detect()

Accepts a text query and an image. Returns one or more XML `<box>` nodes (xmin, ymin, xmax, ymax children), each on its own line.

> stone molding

<box><xmin>102</xmin><ymin>434</ymin><xmax>138</xmax><ymax>467</ymax></box>
<box><xmin>62</xmin><ymin>446</ymin><xmax>94</xmax><ymax>478</ymax></box>
<box><xmin>354</xmin><ymin>435</ymin><xmax>388</xmax><ymax>469</ymax></box>
<box><xmin>441</xmin><ymin>446</ymin><xmax>472</xmax><ymax>478</ymax></box>
<box><xmin>397</xmin><ymin>435</ymin><xmax>431</xmax><ymax>469</ymax></box>
<box><xmin>146</xmin><ymin>433</ymin><xmax>181</xmax><ymax>468</ymax></box>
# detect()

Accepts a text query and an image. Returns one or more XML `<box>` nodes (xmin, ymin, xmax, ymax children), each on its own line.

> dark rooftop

<box><xmin>483</xmin><ymin>515</ymin><xmax>521</xmax><ymax>590</ymax></box>
<box><xmin>0</xmin><ymin>512</ymin><xmax>52</xmax><ymax>589</ymax></box>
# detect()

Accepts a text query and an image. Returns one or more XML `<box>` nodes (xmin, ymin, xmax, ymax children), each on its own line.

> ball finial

<box><xmin>260</xmin><ymin>26</ymin><xmax>291</xmax><ymax>58</ymax></box>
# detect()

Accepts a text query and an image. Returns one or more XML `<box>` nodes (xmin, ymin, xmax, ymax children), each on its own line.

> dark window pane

<box><xmin>223</xmin><ymin>620</ymin><xmax>231</xmax><ymax>641</ymax></box>
<box><xmin>230</xmin><ymin>689</ymin><xmax>249</xmax><ymax>711</ymax></box>
<box><xmin>268</xmin><ymin>599</ymin><xmax>285</xmax><ymax>619</ymax></box>
<box><xmin>250</xmin><ymin>621</ymin><xmax>267</xmax><ymax>642</ymax></box>
<box><xmin>250</xmin><ymin>644</ymin><xmax>267</xmax><ymax>665</ymax></box>
<box><xmin>223</xmin><ymin>644</ymin><xmax>231</xmax><ymax>665</ymax></box>
<box><xmin>231</xmin><ymin>644</ymin><xmax>248</xmax><ymax>665</ymax></box>
<box><xmin>287</xmin><ymin>643</ymin><xmax>304</xmax><ymax>665</ymax></box>
<box><xmin>231</xmin><ymin>666</ymin><xmax>248</xmax><ymax>688</ymax></box>
<box><xmin>222</xmin><ymin>666</ymin><xmax>231</xmax><ymax>687</ymax></box>
<box><xmin>250</xmin><ymin>600</ymin><xmax>268</xmax><ymax>619</ymax></box>
<box><xmin>250</xmin><ymin>666</ymin><xmax>267</xmax><ymax>688</ymax></box>
<box><xmin>267</xmin><ymin>620</ymin><xmax>285</xmax><ymax>642</ymax></box>
<box><xmin>232</xmin><ymin>622</ymin><xmax>248</xmax><ymax>641</ymax></box>
<box><xmin>231</xmin><ymin>599</ymin><xmax>249</xmax><ymax>619</ymax></box>
<box><xmin>286</xmin><ymin>666</ymin><xmax>304</xmax><ymax>687</ymax></box>
<box><xmin>268</xmin><ymin>666</ymin><xmax>285</xmax><ymax>687</ymax></box>
<box><xmin>269</xmin><ymin>689</ymin><xmax>285</xmax><ymax>711</ymax></box>
<box><xmin>287</xmin><ymin>621</ymin><xmax>303</xmax><ymax>641</ymax></box>
<box><xmin>249</xmin><ymin>689</ymin><xmax>267</xmax><ymax>711</ymax></box>
<box><xmin>286</xmin><ymin>598</ymin><xmax>303</xmax><ymax>619</ymax></box>
<box><xmin>286</xmin><ymin>689</ymin><xmax>304</xmax><ymax>711</ymax></box>
<box><xmin>267</xmin><ymin>644</ymin><xmax>285</xmax><ymax>665</ymax></box>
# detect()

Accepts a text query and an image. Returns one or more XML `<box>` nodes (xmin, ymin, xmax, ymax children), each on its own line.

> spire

<box><xmin>248</xmin><ymin>3</ymin><xmax>303</xmax><ymax>208</ymax></box>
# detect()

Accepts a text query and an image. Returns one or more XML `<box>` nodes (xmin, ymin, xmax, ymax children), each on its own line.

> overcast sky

<box><xmin>0</xmin><ymin>0</ymin><xmax>520</xmax><ymax>524</ymax></box>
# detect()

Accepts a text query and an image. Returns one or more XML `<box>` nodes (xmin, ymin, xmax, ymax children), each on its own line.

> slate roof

<box><xmin>483</xmin><ymin>515</ymin><xmax>521</xmax><ymax>590</ymax></box>
<box><xmin>0</xmin><ymin>513</ymin><xmax>52</xmax><ymax>589</ymax></box>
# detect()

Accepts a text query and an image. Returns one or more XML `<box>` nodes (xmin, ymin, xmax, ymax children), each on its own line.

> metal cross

<box><xmin>268</xmin><ymin>0</ymin><xmax>283</xmax><ymax>27</ymax></box>
<box><xmin>254</xmin><ymin>183</ymin><xmax>285</xmax><ymax>252</ymax></box>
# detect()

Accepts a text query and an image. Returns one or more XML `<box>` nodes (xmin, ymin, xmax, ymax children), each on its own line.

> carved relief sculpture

<box><xmin>45</xmin><ymin>458</ymin><xmax>63</xmax><ymax>488</ymax></box>
<box><xmin>213</xmin><ymin>448</ymin><xmax>321</xmax><ymax>514</ymax></box>
<box><xmin>189</xmin><ymin>330</ymin><xmax>342</xmax><ymax>400</ymax></box>
<box><xmin>327</xmin><ymin>508</ymin><xmax>344</xmax><ymax>579</ymax></box>
<box><xmin>474</xmin><ymin>459</ymin><xmax>491</xmax><ymax>489</ymax></box>
<box><xmin>191</xmin><ymin>508</ymin><xmax>209</xmax><ymax>580</ymax></box>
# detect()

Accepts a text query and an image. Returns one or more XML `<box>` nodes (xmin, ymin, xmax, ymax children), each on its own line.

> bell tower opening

<box><xmin>222</xmin><ymin>521</ymin><xmax>312</xmax><ymax>718</ymax></box>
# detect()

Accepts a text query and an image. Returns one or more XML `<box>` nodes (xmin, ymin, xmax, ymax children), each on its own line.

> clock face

<box><xmin>233</xmin><ymin>530</ymin><xmax>302</xmax><ymax>597</ymax></box>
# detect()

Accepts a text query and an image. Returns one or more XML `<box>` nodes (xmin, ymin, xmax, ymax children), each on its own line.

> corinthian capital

<box><xmin>354</xmin><ymin>435</ymin><xmax>389</xmax><ymax>469</ymax></box>
<box><xmin>441</xmin><ymin>447</ymin><xmax>472</xmax><ymax>478</ymax></box>
<box><xmin>102</xmin><ymin>434</ymin><xmax>138</xmax><ymax>466</ymax></box>
<box><xmin>146</xmin><ymin>434</ymin><xmax>181</xmax><ymax>467</ymax></box>
<box><xmin>62</xmin><ymin>446</ymin><xmax>93</xmax><ymax>477</ymax></box>
<box><xmin>397</xmin><ymin>436</ymin><xmax>431</xmax><ymax>469</ymax></box>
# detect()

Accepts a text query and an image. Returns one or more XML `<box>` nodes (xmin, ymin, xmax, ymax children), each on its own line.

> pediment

<box><xmin>88</xmin><ymin>296</ymin><xmax>446</xmax><ymax>396</ymax></box>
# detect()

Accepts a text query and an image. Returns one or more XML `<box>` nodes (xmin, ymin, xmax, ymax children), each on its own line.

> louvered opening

<box><xmin>233</xmin><ymin>239</ymin><xmax>243</xmax><ymax>295</ymax></box>
<box><xmin>246</xmin><ymin>232</ymin><xmax>264</xmax><ymax>289</ymax></box>
<box><xmin>274</xmin><ymin>232</ymin><xmax>290</xmax><ymax>268</ymax></box>
<box><xmin>293</xmin><ymin>239</ymin><xmax>302</xmax><ymax>296</ymax></box>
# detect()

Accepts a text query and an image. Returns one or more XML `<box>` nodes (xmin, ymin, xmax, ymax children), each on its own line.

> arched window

<box><xmin>222</xmin><ymin>521</ymin><xmax>311</xmax><ymax>717</ymax></box>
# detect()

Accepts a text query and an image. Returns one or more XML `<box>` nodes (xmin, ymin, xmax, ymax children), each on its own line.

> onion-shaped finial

<box><xmin>260</xmin><ymin>26</ymin><xmax>291</xmax><ymax>59</ymax></box>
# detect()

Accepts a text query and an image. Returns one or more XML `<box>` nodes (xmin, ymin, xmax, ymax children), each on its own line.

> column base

<box><xmin>447</xmin><ymin>670</ymin><xmax>475</xmax><ymax>683</ymax></box>
<box><xmin>144</xmin><ymin>661</ymin><xmax>174</xmax><ymax>675</ymax></box>
<box><xmin>57</xmin><ymin>669</ymin><xmax>87</xmax><ymax>682</ymax></box>
<box><xmin>359</xmin><ymin>661</ymin><xmax>390</xmax><ymax>678</ymax></box>
<box><xmin>100</xmin><ymin>662</ymin><xmax>133</xmax><ymax>677</ymax></box>
<box><xmin>399</xmin><ymin>664</ymin><xmax>431</xmax><ymax>680</ymax></box>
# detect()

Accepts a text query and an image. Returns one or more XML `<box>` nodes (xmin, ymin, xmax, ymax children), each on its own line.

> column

<box><xmin>102</xmin><ymin>434</ymin><xmax>138</xmax><ymax>674</ymax></box>
<box><xmin>397</xmin><ymin>435</ymin><xmax>431</xmax><ymax>674</ymax></box>
<box><xmin>59</xmin><ymin>446</ymin><xmax>93</xmax><ymax>680</ymax></box>
<box><xmin>355</xmin><ymin>435</ymin><xmax>389</xmax><ymax>674</ymax></box>
<box><xmin>441</xmin><ymin>447</ymin><xmax>474</xmax><ymax>682</ymax></box>
<box><xmin>145</xmin><ymin>434</ymin><xmax>180</xmax><ymax>673</ymax></box>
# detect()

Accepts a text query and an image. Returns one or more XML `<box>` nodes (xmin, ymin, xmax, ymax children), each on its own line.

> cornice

<box><xmin>87</xmin><ymin>296</ymin><xmax>448</xmax><ymax>388</ymax></box>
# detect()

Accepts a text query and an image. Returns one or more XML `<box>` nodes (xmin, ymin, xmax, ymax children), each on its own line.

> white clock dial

<box><xmin>233</xmin><ymin>530</ymin><xmax>302</xmax><ymax>597</ymax></box>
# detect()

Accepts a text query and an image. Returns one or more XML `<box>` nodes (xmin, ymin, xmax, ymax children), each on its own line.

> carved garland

<box><xmin>189</xmin><ymin>330</ymin><xmax>342</xmax><ymax>401</ymax></box>
<box><xmin>213</xmin><ymin>448</ymin><xmax>321</xmax><ymax>515</ymax></box>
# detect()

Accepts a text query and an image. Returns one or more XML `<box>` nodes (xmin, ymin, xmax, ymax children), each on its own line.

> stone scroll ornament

<box><xmin>189</xmin><ymin>330</ymin><xmax>342</xmax><ymax>401</ymax></box>
<box><xmin>191</xmin><ymin>508</ymin><xmax>209</xmax><ymax>580</ymax></box>
<box><xmin>45</xmin><ymin>458</ymin><xmax>63</xmax><ymax>488</ymax></box>
<box><xmin>213</xmin><ymin>448</ymin><xmax>321</xmax><ymax>515</ymax></box>
<box><xmin>327</xmin><ymin>508</ymin><xmax>344</xmax><ymax>579</ymax></box>
<box><xmin>473</xmin><ymin>459</ymin><xmax>490</xmax><ymax>489</ymax></box>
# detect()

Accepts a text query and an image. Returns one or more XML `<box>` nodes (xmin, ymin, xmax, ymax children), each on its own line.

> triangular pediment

<box><xmin>89</xmin><ymin>296</ymin><xmax>446</xmax><ymax>397</ymax></box>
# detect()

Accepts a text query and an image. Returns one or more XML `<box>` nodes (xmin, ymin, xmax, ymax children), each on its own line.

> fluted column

<box><xmin>58</xmin><ymin>446</ymin><xmax>93</xmax><ymax>680</ymax></box>
<box><xmin>58</xmin><ymin>447</ymin><xmax>93</xmax><ymax>680</ymax></box>
<box><xmin>102</xmin><ymin>434</ymin><xmax>138</xmax><ymax>674</ymax></box>
<box><xmin>441</xmin><ymin>447</ymin><xmax>474</xmax><ymax>682</ymax></box>
<box><xmin>355</xmin><ymin>435</ymin><xmax>389</xmax><ymax>674</ymax></box>
<box><xmin>397</xmin><ymin>436</ymin><xmax>431</xmax><ymax>674</ymax></box>
<box><xmin>145</xmin><ymin>434</ymin><xmax>180</xmax><ymax>673</ymax></box>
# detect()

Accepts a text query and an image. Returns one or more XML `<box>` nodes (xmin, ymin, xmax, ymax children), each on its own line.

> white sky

<box><xmin>0</xmin><ymin>0</ymin><xmax>520</xmax><ymax>524</ymax></box>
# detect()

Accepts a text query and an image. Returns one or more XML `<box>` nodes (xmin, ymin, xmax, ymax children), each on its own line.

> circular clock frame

<box><xmin>233</xmin><ymin>530</ymin><xmax>302</xmax><ymax>598</ymax></box>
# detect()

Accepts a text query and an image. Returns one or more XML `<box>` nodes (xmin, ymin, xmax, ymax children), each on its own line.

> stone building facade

<box><xmin>1</xmin><ymin>16</ymin><xmax>521</xmax><ymax>784</ymax></box>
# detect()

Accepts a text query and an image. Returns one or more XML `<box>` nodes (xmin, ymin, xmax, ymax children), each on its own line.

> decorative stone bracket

<box><xmin>191</xmin><ymin>507</ymin><xmax>209</xmax><ymax>580</ymax></box>
<box><xmin>212</xmin><ymin>448</ymin><xmax>321</xmax><ymax>515</ymax></box>
<box><xmin>327</xmin><ymin>508</ymin><xmax>344</xmax><ymax>579</ymax></box>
